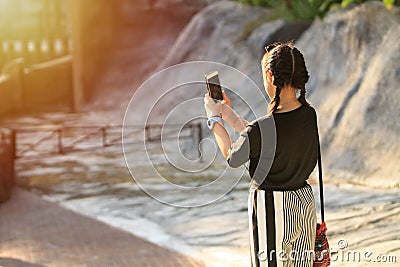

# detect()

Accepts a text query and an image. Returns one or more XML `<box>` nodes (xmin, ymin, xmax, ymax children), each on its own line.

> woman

<box><xmin>204</xmin><ymin>42</ymin><xmax>319</xmax><ymax>267</ymax></box>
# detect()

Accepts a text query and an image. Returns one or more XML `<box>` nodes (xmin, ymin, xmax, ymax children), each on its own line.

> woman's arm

<box><xmin>221</xmin><ymin>91</ymin><xmax>249</xmax><ymax>132</ymax></box>
<box><xmin>204</xmin><ymin>94</ymin><xmax>232</xmax><ymax>159</ymax></box>
<box><xmin>212</xmin><ymin>121</ymin><xmax>232</xmax><ymax>159</ymax></box>
<box><xmin>204</xmin><ymin>94</ymin><xmax>251</xmax><ymax>166</ymax></box>
<box><xmin>226</xmin><ymin>115</ymin><xmax>249</xmax><ymax>133</ymax></box>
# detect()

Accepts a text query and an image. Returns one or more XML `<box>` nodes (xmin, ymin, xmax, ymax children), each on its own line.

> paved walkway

<box><xmin>0</xmin><ymin>188</ymin><xmax>206</xmax><ymax>267</ymax></box>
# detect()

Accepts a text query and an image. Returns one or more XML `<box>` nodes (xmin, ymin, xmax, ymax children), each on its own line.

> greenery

<box><xmin>236</xmin><ymin>0</ymin><xmax>398</xmax><ymax>20</ymax></box>
<box><xmin>234</xmin><ymin>11</ymin><xmax>280</xmax><ymax>42</ymax></box>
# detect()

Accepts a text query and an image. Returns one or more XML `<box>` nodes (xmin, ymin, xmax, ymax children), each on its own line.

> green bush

<box><xmin>237</xmin><ymin>0</ymin><xmax>398</xmax><ymax>20</ymax></box>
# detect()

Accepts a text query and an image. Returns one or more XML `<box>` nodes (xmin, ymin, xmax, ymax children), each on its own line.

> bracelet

<box><xmin>207</xmin><ymin>116</ymin><xmax>223</xmax><ymax>130</ymax></box>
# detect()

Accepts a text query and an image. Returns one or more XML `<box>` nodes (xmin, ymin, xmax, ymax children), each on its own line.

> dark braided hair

<box><xmin>262</xmin><ymin>42</ymin><xmax>310</xmax><ymax>115</ymax></box>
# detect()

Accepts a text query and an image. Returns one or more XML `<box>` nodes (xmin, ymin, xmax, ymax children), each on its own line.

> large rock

<box><xmin>158</xmin><ymin>1</ymin><xmax>270</xmax><ymax>73</ymax></box>
<box><xmin>159</xmin><ymin>1</ymin><xmax>309</xmax><ymax>83</ymax></box>
<box><xmin>124</xmin><ymin>1</ymin><xmax>312</xmax><ymax>174</ymax></box>
<box><xmin>129</xmin><ymin>1</ymin><xmax>400</xmax><ymax>188</ymax></box>
<box><xmin>146</xmin><ymin>0</ymin><xmax>310</xmax><ymax>121</ymax></box>
<box><xmin>296</xmin><ymin>2</ymin><xmax>400</xmax><ymax>187</ymax></box>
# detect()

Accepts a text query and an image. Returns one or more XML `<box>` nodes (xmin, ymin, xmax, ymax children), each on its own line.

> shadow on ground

<box><xmin>0</xmin><ymin>258</ymin><xmax>46</xmax><ymax>267</ymax></box>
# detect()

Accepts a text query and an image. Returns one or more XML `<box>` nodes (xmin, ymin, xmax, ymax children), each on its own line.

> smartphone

<box><xmin>205</xmin><ymin>70</ymin><xmax>223</xmax><ymax>102</ymax></box>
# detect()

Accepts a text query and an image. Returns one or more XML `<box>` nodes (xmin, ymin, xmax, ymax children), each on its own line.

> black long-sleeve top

<box><xmin>227</xmin><ymin>104</ymin><xmax>319</xmax><ymax>191</ymax></box>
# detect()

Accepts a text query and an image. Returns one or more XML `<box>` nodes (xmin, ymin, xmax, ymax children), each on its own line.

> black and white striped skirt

<box><xmin>248</xmin><ymin>183</ymin><xmax>317</xmax><ymax>267</ymax></box>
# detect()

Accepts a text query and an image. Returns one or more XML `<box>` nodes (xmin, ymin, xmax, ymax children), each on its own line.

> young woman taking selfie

<box><xmin>204</xmin><ymin>42</ymin><xmax>320</xmax><ymax>267</ymax></box>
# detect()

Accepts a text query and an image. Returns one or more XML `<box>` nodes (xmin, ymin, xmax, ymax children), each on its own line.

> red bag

<box><xmin>314</xmin><ymin>222</ymin><xmax>330</xmax><ymax>266</ymax></box>
<box><xmin>313</xmin><ymin>139</ymin><xmax>330</xmax><ymax>266</ymax></box>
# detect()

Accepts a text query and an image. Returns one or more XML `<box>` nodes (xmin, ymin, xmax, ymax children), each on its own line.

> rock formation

<box><xmin>130</xmin><ymin>1</ymin><xmax>400</xmax><ymax>187</ymax></box>
<box><xmin>297</xmin><ymin>2</ymin><xmax>400</xmax><ymax>187</ymax></box>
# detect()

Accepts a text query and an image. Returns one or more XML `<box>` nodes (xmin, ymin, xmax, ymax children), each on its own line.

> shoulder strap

<box><xmin>317</xmin><ymin>138</ymin><xmax>325</xmax><ymax>222</ymax></box>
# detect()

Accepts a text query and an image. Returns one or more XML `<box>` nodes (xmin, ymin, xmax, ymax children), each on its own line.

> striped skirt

<box><xmin>248</xmin><ymin>183</ymin><xmax>317</xmax><ymax>267</ymax></box>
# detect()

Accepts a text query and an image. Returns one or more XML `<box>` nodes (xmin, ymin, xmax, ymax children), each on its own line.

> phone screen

<box><xmin>206</xmin><ymin>71</ymin><xmax>223</xmax><ymax>101</ymax></box>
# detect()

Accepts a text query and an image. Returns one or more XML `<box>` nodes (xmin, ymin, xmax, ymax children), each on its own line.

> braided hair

<box><xmin>262</xmin><ymin>42</ymin><xmax>310</xmax><ymax>115</ymax></box>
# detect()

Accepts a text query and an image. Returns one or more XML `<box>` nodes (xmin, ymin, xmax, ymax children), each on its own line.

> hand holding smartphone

<box><xmin>205</xmin><ymin>70</ymin><xmax>223</xmax><ymax>103</ymax></box>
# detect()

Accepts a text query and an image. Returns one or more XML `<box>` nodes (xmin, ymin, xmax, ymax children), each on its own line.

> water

<box><xmin>15</xmin><ymin>140</ymin><xmax>252</xmax><ymax>266</ymax></box>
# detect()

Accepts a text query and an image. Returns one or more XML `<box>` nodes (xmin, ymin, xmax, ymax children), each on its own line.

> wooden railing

<box><xmin>11</xmin><ymin>123</ymin><xmax>203</xmax><ymax>160</ymax></box>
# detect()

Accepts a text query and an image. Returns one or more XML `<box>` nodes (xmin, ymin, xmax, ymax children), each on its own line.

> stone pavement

<box><xmin>0</xmin><ymin>188</ymin><xmax>206</xmax><ymax>267</ymax></box>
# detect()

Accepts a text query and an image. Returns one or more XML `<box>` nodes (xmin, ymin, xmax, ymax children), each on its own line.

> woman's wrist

<box><xmin>207</xmin><ymin>116</ymin><xmax>223</xmax><ymax>130</ymax></box>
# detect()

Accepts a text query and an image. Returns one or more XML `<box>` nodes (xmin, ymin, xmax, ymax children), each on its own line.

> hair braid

<box><xmin>298</xmin><ymin>87</ymin><xmax>309</xmax><ymax>106</ymax></box>
<box><xmin>292</xmin><ymin>46</ymin><xmax>310</xmax><ymax>106</ymax></box>
<box><xmin>270</xmin><ymin>84</ymin><xmax>282</xmax><ymax>115</ymax></box>
<box><xmin>267</xmin><ymin>71</ymin><xmax>285</xmax><ymax>115</ymax></box>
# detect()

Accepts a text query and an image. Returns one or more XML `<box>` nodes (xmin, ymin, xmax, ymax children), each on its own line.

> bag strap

<box><xmin>317</xmin><ymin>138</ymin><xmax>325</xmax><ymax>222</ymax></box>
